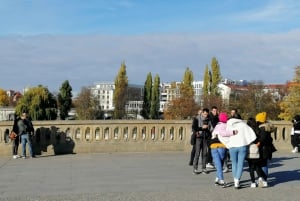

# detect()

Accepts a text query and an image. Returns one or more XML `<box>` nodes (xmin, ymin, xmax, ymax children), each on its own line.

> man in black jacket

<box><xmin>192</xmin><ymin>108</ymin><xmax>212</xmax><ymax>174</ymax></box>
<box><xmin>18</xmin><ymin>112</ymin><xmax>34</xmax><ymax>159</ymax></box>
<box><xmin>189</xmin><ymin>109</ymin><xmax>202</xmax><ymax>166</ymax></box>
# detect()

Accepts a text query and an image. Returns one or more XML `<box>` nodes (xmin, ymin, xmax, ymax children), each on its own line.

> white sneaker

<box><xmin>214</xmin><ymin>178</ymin><xmax>219</xmax><ymax>185</ymax></box>
<box><xmin>258</xmin><ymin>177</ymin><xmax>267</xmax><ymax>187</ymax></box>
<box><xmin>292</xmin><ymin>147</ymin><xmax>298</xmax><ymax>153</ymax></box>
<box><xmin>223</xmin><ymin>167</ymin><xmax>229</xmax><ymax>173</ymax></box>
<box><xmin>206</xmin><ymin>163</ymin><xmax>214</xmax><ymax>169</ymax></box>
<box><xmin>217</xmin><ymin>180</ymin><xmax>227</xmax><ymax>188</ymax></box>
<box><xmin>262</xmin><ymin>181</ymin><xmax>268</xmax><ymax>188</ymax></box>
<box><xmin>250</xmin><ymin>183</ymin><xmax>257</xmax><ymax>188</ymax></box>
<box><xmin>13</xmin><ymin>155</ymin><xmax>17</xmax><ymax>159</ymax></box>
<box><xmin>234</xmin><ymin>178</ymin><xmax>240</xmax><ymax>189</ymax></box>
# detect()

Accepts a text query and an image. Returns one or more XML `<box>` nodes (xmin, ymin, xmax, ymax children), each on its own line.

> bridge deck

<box><xmin>0</xmin><ymin>151</ymin><xmax>299</xmax><ymax>201</ymax></box>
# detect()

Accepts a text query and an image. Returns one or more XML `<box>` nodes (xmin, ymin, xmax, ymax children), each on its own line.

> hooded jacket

<box><xmin>218</xmin><ymin>118</ymin><xmax>257</xmax><ymax>149</ymax></box>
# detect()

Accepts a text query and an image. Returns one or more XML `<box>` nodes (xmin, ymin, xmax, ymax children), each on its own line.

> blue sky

<box><xmin>1</xmin><ymin>0</ymin><xmax>299</xmax><ymax>35</ymax></box>
<box><xmin>0</xmin><ymin>0</ymin><xmax>300</xmax><ymax>94</ymax></box>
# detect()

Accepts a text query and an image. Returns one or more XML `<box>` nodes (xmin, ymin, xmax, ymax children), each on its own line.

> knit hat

<box><xmin>219</xmin><ymin>112</ymin><xmax>228</xmax><ymax>123</ymax></box>
<box><xmin>256</xmin><ymin>112</ymin><xmax>267</xmax><ymax>123</ymax></box>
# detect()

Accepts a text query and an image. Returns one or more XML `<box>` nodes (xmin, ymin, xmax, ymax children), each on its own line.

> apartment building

<box><xmin>90</xmin><ymin>82</ymin><xmax>115</xmax><ymax>111</ymax></box>
<box><xmin>90</xmin><ymin>82</ymin><xmax>144</xmax><ymax>118</ymax></box>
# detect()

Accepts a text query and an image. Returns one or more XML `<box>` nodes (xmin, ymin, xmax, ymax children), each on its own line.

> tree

<box><xmin>202</xmin><ymin>65</ymin><xmax>210</xmax><ymax>96</ymax></box>
<box><xmin>229</xmin><ymin>82</ymin><xmax>280</xmax><ymax>120</ymax></box>
<box><xmin>279</xmin><ymin>66</ymin><xmax>300</xmax><ymax>120</ymax></box>
<box><xmin>149</xmin><ymin>74</ymin><xmax>160</xmax><ymax>119</ymax></box>
<box><xmin>210</xmin><ymin>57</ymin><xmax>222</xmax><ymax>96</ymax></box>
<box><xmin>141</xmin><ymin>72</ymin><xmax>152</xmax><ymax>119</ymax></box>
<box><xmin>164</xmin><ymin>67</ymin><xmax>199</xmax><ymax>119</ymax></box>
<box><xmin>74</xmin><ymin>87</ymin><xmax>102</xmax><ymax>120</ymax></box>
<box><xmin>202</xmin><ymin>57</ymin><xmax>223</xmax><ymax>108</ymax></box>
<box><xmin>15</xmin><ymin>85</ymin><xmax>57</xmax><ymax>120</ymax></box>
<box><xmin>57</xmin><ymin>80</ymin><xmax>73</xmax><ymax>120</ymax></box>
<box><xmin>113</xmin><ymin>62</ymin><xmax>128</xmax><ymax>119</ymax></box>
<box><xmin>0</xmin><ymin>88</ymin><xmax>9</xmax><ymax>106</ymax></box>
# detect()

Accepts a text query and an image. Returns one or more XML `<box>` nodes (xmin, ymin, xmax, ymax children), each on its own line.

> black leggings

<box><xmin>291</xmin><ymin>134</ymin><xmax>299</xmax><ymax>148</ymax></box>
<box><xmin>248</xmin><ymin>160</ymin><xmax>267</xmax><ymax>183</ymax></box>
<box><xmin>12</xmin><ymin>136</ymin><xmax>20</xmax><ymax>155</ymax></box>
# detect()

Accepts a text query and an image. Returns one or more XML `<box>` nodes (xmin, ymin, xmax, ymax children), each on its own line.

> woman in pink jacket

<box><xmin>210</xmin><ymin>112</ymin><xmax>237</xmax><ymax>187</ymax></box>
<box><xmin>219</xmin><ymin>114</ymin><xmax>257</xmax><ymax>189</ymax></box>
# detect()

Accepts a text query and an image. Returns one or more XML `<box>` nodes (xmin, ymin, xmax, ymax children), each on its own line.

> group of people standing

<box><xmin>189</xmin><ymin>107</ymin><xmax>276</xmax><ymax>189</ymax></box>
<box><xmin>11</xmin><ymin>112</ymin><xmax>35</xmax><ymax>159</ymax></box>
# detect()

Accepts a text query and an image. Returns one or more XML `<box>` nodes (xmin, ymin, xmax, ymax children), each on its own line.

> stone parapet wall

<box><xmin>0</xmin><ymin>120</ymin><xmax>293</xmax><ymax>156</ymax></box>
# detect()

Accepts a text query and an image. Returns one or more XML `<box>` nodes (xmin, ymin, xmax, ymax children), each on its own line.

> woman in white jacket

<box><xmin>219</xmin><ymin>115</ymin><xmax>256</xmax><ymax>189</ymax></box>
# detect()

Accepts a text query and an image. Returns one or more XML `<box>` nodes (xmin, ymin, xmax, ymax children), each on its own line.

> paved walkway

<box><xmin>0</xmin><ymin>151</ymin><xmax>299</xmax><ymax>201</ymax></box>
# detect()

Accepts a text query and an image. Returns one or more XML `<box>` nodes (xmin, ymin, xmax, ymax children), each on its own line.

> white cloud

<box><xmin>0</xmin><ymin>31</ymin><xmax>298</xmax><ymax>93</ymax></box>
<box><xmin>231</xmin><ymin>0</ymin><xmax>300</xmax><ymax>22</ymax></box>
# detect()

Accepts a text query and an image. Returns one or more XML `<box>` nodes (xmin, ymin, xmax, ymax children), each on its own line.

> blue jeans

<box><xmin>262</xmin><ymin>160</ymin><xmax>269</xmax><ymax>178</ymax></box>
<box><xmin>21</xmin><ymin>134</ymin><xmax>33</xmax><ymax>157</ymax></box>
<box><xmin>211</xmin><ymin>147</ymin><xmax>226</xmax><ymax>180</ymax></box>
<box><xmin>229</xmin><ymin>146</ymin><xmax>248</xmax><ymax>180</ymax></box>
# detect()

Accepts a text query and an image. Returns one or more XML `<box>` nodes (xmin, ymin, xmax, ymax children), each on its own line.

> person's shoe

<box><xmin>258</xmin><ymin>179</ymin><xmax>268</xmax><ymax>188</ymax></box>
<box><xmin>13</xmin><ymin>155</ymin><xmax>17</xmax><ymax>159</ymax></box>
<box><xmin>292</xmin><ymin>147</ymin><xmax>298</xmax><ymax>153</ymax></box>
<box><xmin>250</xmin><ymin>183</ymin><xmax>257</xmax><ymax>188</ymax></box>
<box><xmin>202</xmin><ymin>169</ymin><xmax>209</xmax><ymax>174</ymax></box>
<box><xmin>234</xmin><ymin>178</ymin><xmax>240</xmax><ymax>189</ymax></box>
<box><xmin>214</xmin><ymin>178</ymin><xmax>219</xmax><ymax>185</ymax></box>
<box><xmin>193</xmin><ymin>169</ymin><xmax>201</xmax><ymax>175</ymax></box>
<box><xmin>22</xmin><ymin>156</ymin><xmax>26</xmax><ymax>159</ymax></box>
<box><xmin>218</xmin><ymin>180</ymin><xmax>228</xmax><ymax>188</ymax></box>
<box><xmin>262</xmin><ymin>181</ymin><xmax>268</xmax><ymax>188</ymax></box>
<box><xmin>223</xmin><ymin>167</ymin><xmax>229</xmax><ymax>173</ymax></box>
<box><xmin>16</xmin><ymin>155</ymin><xmax>21</xmax><ymax>158</ymax></box>
<box><xmin>258</xmin><ymin>177</ymin><xmax>265</xmax><ymax>187</ymax></box>
<box><xmin>206</xmin><ymin>163</ymin><xmax>214</xmax><ymax>169</ymax></box>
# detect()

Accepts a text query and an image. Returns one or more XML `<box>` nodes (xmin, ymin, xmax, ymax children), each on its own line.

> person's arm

<box><xmin>216</xmin><ymin>123</ymin><xmax>237</xmax><ymax>137</ymax></box>
<box><xmin>28</xmin><ymin>120</ymin><xmax>34</xmax><ymax>134</ymax></box>
<box><xmin>192</xmin><ymin>118</ymin><xmax>199</xmax><ymax>133</ymax></box>
<box><xmin>258</xmin><ymin>128</ymin><xmax>268</xmax><ymax>146</ymax></box>
<box><xmin>221</xmin><ymin>128</ymin><xmax>237</xmax><ymax>137</ymax></box>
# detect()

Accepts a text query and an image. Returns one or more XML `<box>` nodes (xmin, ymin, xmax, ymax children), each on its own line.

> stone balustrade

<box><xmin>0</xmin><ymin>120</ymin><xmax>293</xmax><ymax>156</ymax></box>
